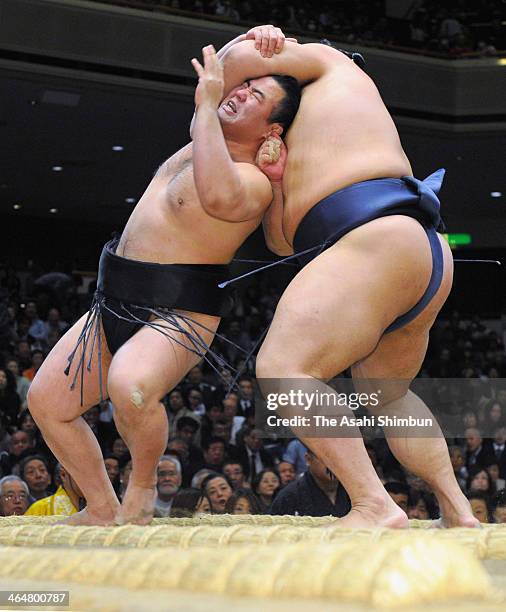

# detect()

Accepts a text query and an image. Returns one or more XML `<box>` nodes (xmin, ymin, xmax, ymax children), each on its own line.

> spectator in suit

<box><xmin>269</xmin><ymin>448</ymin><xmax>351</xmax><ymax>517</ymax></box>
<box><xmin>488</xmin><ymin>426</ymin><xmax>506</xmax><ymax>479</ymax></box>
<box><xmin>236</xmin><ymin>427</ymin><xmax>274</xmax><ymax>482</ymax></box>
<box><xmin>448</xmin><ymin>445</ymin><xmax>467</xmax><ymax>490</ymax></box>
<box><xmin>465</xmin><ymin>427</ymin><xmax>495</xmax><ymax>470</ymax></box>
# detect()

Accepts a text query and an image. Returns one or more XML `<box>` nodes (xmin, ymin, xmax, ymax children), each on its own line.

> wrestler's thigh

<box><xmin>352</xmin><ymin>232</ymin><xmax>454</xmax><ymax>396</ymax></box>
<box><xmin>258</xmin><ymin>217</ymin><xmax>437</xmax><ymax>380</ymax></box>
<box><xmin>29</xmin><ymin>313</ymin><xmax>112</xmax><ymax>420</ymax></box>
<box><xmin>107</xmin><ymin>312</ymin><xmax>220</xmax><ymax>401</ymax></box>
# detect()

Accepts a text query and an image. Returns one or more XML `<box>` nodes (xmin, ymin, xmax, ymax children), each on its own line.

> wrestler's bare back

<box><xmin>116</xmin><ymin>143</ymin><xmax>260</xmax><ymax>264</ymax></box>
<box><xmin>281</xmin><ymin>55</ymin><xmax>412</xmax><ymax>243</ymax></box>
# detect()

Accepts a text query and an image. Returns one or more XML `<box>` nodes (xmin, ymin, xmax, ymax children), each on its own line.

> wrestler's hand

<box><xmin>256</xmin><ymin>135</ymin><xmax>287</xmax><ymax>183</ymax></box>
<box><xmin>245</xmin><ymin>25</ymin><xmax>298</xmax><ymax>57</ymax></box>
<box><xmin>191</xmin><ymin>45</ymin><xmax>224</xmax><ymax>109</ymax></box>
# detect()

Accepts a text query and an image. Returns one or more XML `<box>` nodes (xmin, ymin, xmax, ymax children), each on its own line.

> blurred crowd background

<box><xmin>93</xmin><ymin>0</ymin><xmax>506</xmax><ymax>57</ymax></box>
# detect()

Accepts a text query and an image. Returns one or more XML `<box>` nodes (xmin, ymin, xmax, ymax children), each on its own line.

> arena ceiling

<box><xmin>1</xmin><ymin>57</ymin><xmax>505</xmax><ymax>244</ymax></box>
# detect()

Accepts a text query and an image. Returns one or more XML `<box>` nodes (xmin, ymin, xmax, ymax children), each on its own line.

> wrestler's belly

<box><xmin>281</xmin><ymin>149</ymin><xmax>412</xmax><ymax>245</ymax></box>
<box><xmin>117</xmin><ymin>200</ymin><xmax>252</xmax><ymax>265</ymax></box>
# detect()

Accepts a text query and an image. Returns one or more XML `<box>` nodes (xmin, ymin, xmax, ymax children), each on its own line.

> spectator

<box><xmin>175</xmin><ymin>415</ymin><xmax>200</xmax><ymax>446</ymax></box>
<box><xmin>169</xmin><ymin>487</ymin><xmax>211</xmax><ymax>518</ymax></box>
<box><xmin>154</xmin><ymin>455</ymin><xmax>182</xmax><ymax>517</ymax></box>
<box><xmin>0</xmin><ymin>430</ymin><xmax>36</xmax><ymax>475</ymax></box>
<box><xmin>225</xmin><ymin>488</ymin><xmax>263</xmax><ymax>514</ymax></box>
<box><xmin>489</xmin><ymin>426</ymin><xmax>506</xmax><ymax>478</ymax></box>
<box><xmin>15</xmin><ymin>340</ymin><xmax>32</xmax><ymax>371</ymax></box>
<box><xmin>111</xmin><ymin>437</ymin><xmax>129</xmax><ymax>460</ymax></box>
<box><xmin>466</xmin><ymin>466</ymin><xmax>496</xmax><ymax>498</ymax></box>
<box><xmin>82</xmin><ymin>405</ymin><xmax>116</xmax><ymax>452</ymax></box>
<box><xmin>222</xmin><ymin>395</ymin><xmax>245</xmax><ymax>444</ymax></box>
<box><xmin>385</xmin><ymin>482</ymin><xmax>410</xmax><ymax>513</ymax></box>
<box><xmin>201</xmin><ymin>473</ymin><xmax>233</xmax><ymax>513</ymax></box>
<box><xmin>5</xmin><ymin>358</ymin><xmax>30</xmax><ymax>410</ymax></box>
<box><xmin>212</xmin><ymin>418</ymin><xmax>233</xmax><ymax>445</ymax></box>
<box><xmin>282</xmin><ymin>439</ymin><xmax>308</xmax><ymax>475</ymax></box>
<box><xmin>43</xmin><ymin>307</ymin><xmax>69</xmax><ymax>338</ymax></box>
<box><xmin>167</xmin><ymin>388</ymin><xmax>200</xmax><ymax>432</ymax></box>
<box><xmin>252</xmin><ymin>468</ymin><xmax>280</xmax><ymax>512</ymax></box>
<box><xmin>174</xmin><ymin>418</ymin><xmax>203</xmax><ymax>471</ymax></box>
<box><xmin>237</xmin><ymin>427</ymin><xmax>274</xmax><ymax>482</ymax></box>
<box><xmin>448</xmin><ymin>445</ymin><xmax>467</xmax><ymax>490</ymax></box>
<box><xmin>184</xmin><ymin>365</ymin><xmax>216</xmax><ymax>406</ymax></box>
<box><xmin>465</xmin><ymin>427</ymin><xmax>494</xmax><ymax>470</ymax></box>
<box><xmin>23</xmin><ymin>301</ymin><xmax>47</xmax><ymax>345</ymax></box>
<box><xmin>0</xmin><ymin>367</ymin><xmax>20</xmax><ymax>432</ymax></box>
<box><xmin>200</xmin><ymin>437</ymin><xmax>226</xmax><ymax>472</ymax></box>
<box><xmin>407</xmin><ymin>490</ymin><xmax>438</xmax><ymax>520</ymax></box>
<box><xmin>467</xmin><ymin>490</ymin><xmax>490</xmax><ymax>523</ymax></box>
<box><xmin>223</xmin><ymin>460</ymin><xmax>247</xmax><ymax>490</ymax></box>
<box><xmin>278</xmin><ymin>461</ymin><xmax>296</xmax><ymax>487</ymax></box>
<box><xmin>269</xmin><ymin>449</ymin><xmax>351</xmax><ymax>517</ymax></box>
<box><xmin>186</xmin><ymin>387</ymin><xmax>207</xmax><ymax>417</ymax></box>
<box><xmin>20</xmin><ymin>455</ymin><xmax>52</xmax><ymax>502</ymax></box>
<box><xmin>486</xmin><ymin>462</ymin><xmax>505</xmax><ymax>492</ymax></box>
<box><xmin>238</xmin><ymin>377</ymin><xmax>255</xmax><ymax>413</ymax></box>
<box><xmin>21</xmin><ymin>349</ymin><xmax>45</xmax><ymax>382</ymax></box>
<box><xmin>0</xmin><ymin>475</ymin><xmax>30</xmax><ymax>516</ymax></box>
<box><xmin>492</xmin><ymin>490</ymin><xmax>506</xmax><ymax>524</ymax></box>
<box><xmin>103</xmin><ymin>453</ymin><xmax>121</xmax><ymax>493</ymax></box>
<box><xmin>25</xmin><ymin>463</ymin><xmax>82</xmax><ymax>516</ymax></box>
<box><xmin>191</xmin><ymin>468</ymin><xmax>214</xmax><ymax>490</ymax></box>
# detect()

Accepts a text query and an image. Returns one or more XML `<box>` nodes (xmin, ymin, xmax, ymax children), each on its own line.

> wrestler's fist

<box><xmin>256</xmin><ymin>135</ymin><xmax>287</xmax><ymax>183</ymax></box>
<box><xmin>245</xmin><ymin>25</ymin><xmax>298</xmax><ymax>57</ymax></box>
<box><xmin>191</xmin><ymin>45</ymin><xmax>224</xmax><ymax>109</ymax></box>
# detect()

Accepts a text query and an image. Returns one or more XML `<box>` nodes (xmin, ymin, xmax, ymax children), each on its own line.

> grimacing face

<box><xmin>218</xmin><ymin>77</ymin><xmax>284</xmax><ymax>139</ymax></box>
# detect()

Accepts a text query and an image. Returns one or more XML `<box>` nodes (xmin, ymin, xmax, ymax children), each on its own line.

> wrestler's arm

<box><xmin>192</xmin><ymin>46</ymin><xmax>272</xmax><ymax>222</ymax></box>
<box><xmin>221</xmin><ymin>39</ymin><xmax>340</xmax><ymax>89</ymax></box>
<box><xmin>256</xmin><ymin>136</ymin><xmax>293</xmax><ymax>255</ymax></box>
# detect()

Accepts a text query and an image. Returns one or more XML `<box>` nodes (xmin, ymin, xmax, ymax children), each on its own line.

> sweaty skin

<box><xmin>222</xmin><ymin>41</ymin><xmax>412</xmax><ymax>249</ymax></box>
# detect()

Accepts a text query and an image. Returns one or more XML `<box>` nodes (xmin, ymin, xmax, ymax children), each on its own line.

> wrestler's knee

<box><xmin>107</xmin><ymin>374</ymin><xmax>157</xmax><ymax>416</ymax></box>
<box><xmin>26</xmin><ymin>371</ymin><xmax>44</xmax><ymax>412</ymax></box>
<box><xmin>256</xmin><ymin>344</ymin><xmax>302</xmax><ymax>379</ymax></box>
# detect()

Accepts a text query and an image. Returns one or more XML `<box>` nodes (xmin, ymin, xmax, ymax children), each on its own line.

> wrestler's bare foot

<box><xmin>114</xmin><ymin>483</ymin><xmax>157</xmax><ymax>526</ymax></box>
<box><xmin>58</xmin><ymin>504</ymin><xmax>119</xmax><ymax>527</ymax></box>
<box><xmin>327</xmin><ymin>497</ymin><xmax>408</xmax><ymax>529</ymax></box>
<box><xmin>431</xmin><ymin>501</ymin><xmax>481</xmax><ymax>529</ymax></box>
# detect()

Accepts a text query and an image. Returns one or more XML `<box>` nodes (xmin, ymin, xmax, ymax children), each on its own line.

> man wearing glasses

<box><xmin>0</xmin><ymin>476</ymin><xmax>30</xmax><ymax>516</ymax></box>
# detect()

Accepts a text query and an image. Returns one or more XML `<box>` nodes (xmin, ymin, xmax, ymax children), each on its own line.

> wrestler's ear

<box><xmin>262</xmin><ymin>124</ymin><xmax>283</xmax><ymax>141</ymax></box>
<box><xmin>269</xmin><ymin>124</ymin><xmax>283</xmax><ymax>137</ymax></box>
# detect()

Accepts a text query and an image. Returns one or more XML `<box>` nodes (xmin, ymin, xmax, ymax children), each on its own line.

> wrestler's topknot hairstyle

<box><xmin>268</xmin><ymin>74</ymin><xmax>302</xmax><ymax>136</ymax></box>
